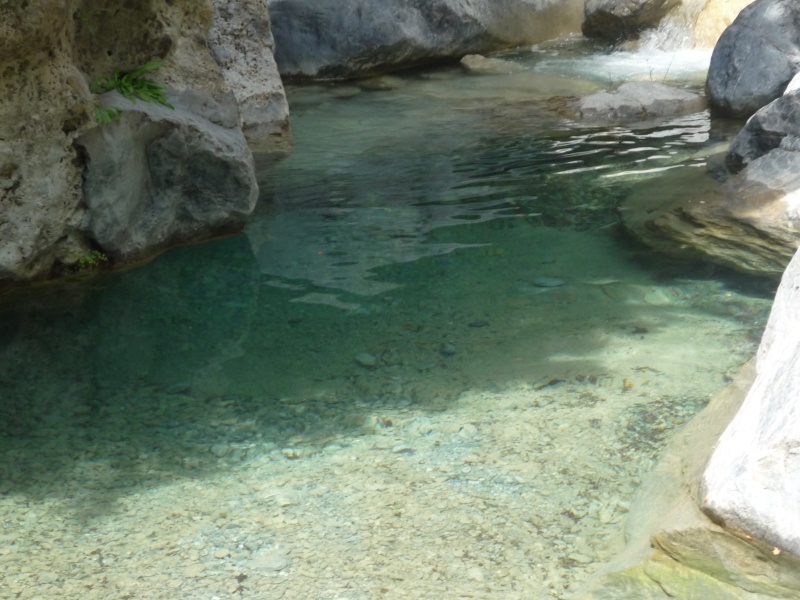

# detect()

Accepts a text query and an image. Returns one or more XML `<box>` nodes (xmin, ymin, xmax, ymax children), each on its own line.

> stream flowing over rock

<box><xmin>706</xmin><ymin>0</ymin><xmax>800</xmax><ymax>118</ymax></box>
<box><xmin>0</xmin><ymin>0</ymin><xmax>290</xmax><ymax>286</ymax></box>
<box><xmin>267</xmin><ymin>0</ymin><xmax>584</xmax><ymax>79</ymax></box>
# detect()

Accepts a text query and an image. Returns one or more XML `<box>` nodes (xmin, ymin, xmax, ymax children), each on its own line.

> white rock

<box><xmin>702</xmin><ymin>246</ymin><xmax>800</xmax><ymax>555</ymax></box>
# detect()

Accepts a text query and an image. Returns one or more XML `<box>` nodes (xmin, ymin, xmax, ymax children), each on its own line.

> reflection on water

<box><xmin>0</xmin><ymin>41</ymin><xmax>776</xmax><ymax>599</ymax></box>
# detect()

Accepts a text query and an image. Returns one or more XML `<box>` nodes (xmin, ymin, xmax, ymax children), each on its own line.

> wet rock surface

<box><xmin>570</xmin><ymin>81</ymin><xmax>705</xmax><ymax>125</ymax></box>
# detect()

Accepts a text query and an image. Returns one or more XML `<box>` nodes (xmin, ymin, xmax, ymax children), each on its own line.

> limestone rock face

<box><xmin>0</xmin><ymin>2</ymin><xmax>93</xmax><ymax>281</ymax></box>
<box><xmin>0</xmin><ymin>0</ymin><xmax>290</xmax><ymax>286</ymax></box>
<box><xmin>77</xmin><ymin>92</ymin><xmax>257</xmax><ymax>260</ymax></box>
<box><xmin>267</xmin><ymin>0</ymin><xmax>584</xmax><ymax>79</ymax></box>
<box><xmin>701</xmin><ymin>247</ymin><xmax>800</xmax><ymax>557</ymax></box>
<box><xmin>706</xmin><ymin>0</ymin><xmax>800</xmax><ymax>118</ymax></box>
<box><xmin>208</xmin><ymin>0</ymin><xmax>292</xmax><ymax>157</ymax></box>
<box><xmin>582</xmin><ymin>0</ymin><xmax>680</xmax><ymax>42</ymax></box>
<box><xmin>571</xmin><ymin>81</ymin><xmax>705</xmax><ymax>125</ymax></box>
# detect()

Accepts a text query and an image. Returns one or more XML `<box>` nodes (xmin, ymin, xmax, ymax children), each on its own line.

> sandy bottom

<box><xmin>0</xmin><ymin>221</ymin><xmax>772</xmax><ymax>599</ymax></box>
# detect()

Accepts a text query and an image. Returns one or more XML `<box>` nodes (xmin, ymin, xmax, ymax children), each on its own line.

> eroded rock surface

<box><xmin>77</xmin><ymin>92</ymin><xmax>257</xmax><ymax>261</ymax></box>
<box><xmin>622</xmin><ymin>87</ymin><xmax>800</xmax><ymax>278</ymax></box>
<box><xmin>0</xmin><ymin>0</ymin><xmax>290</xmax><ymax>286</ymax></box>
<box><xmin>706</xmin><ymin>0</ymin><xmax>800</xmax><ymax>118</ymax></box>
<box><xmin>267</xmin><ymin>0</ymin><xmax>583</xmax><ymax>79</ymax></box>
<box><xmin>208</xmin><ymin>0</ymin><xmax>291</xmax><ymax>157</ymax></box>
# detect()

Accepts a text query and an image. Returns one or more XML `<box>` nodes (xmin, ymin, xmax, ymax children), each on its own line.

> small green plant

<box><xmin>94</xmin><ymin>104</ymin><xmax>121</xmax><ymax>124</ymax></box>
<box><xmin>75</xmin><ymin>250</ymin><xmax>109</xmax><ymax>271</ymax></box>
<box><xmin>91</xmin><ymin>60</ymin><xmax>174</xmax><ymax>124</ymax></box>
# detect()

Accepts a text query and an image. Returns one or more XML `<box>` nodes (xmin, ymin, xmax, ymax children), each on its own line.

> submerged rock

<box><xmin>571</xmin><ymin>81</ymin><xmax>705</xmax><ymax>125</ymax></box>
<box><xmin>706</xmin><ymin>0</ymin><xmax>800</xmax><ymax>118</ymax></box>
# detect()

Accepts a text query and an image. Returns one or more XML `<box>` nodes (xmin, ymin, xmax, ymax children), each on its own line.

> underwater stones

<box><xmin>706</xmin><ymin>0</ymin><xmax>800</xmax><ymax>118</ymax></box>
<box><xmin>571</xmin><ymin>82</ymin><xmax>706</xmax><ymax>125</ymax></box>
<box><xmin>354</xmin><ymin>352</ymin><xmax>378</xmax><ymax>368</ymax></box>
<box><xmin>532</xmin><ymin>276</ymin><xmax>566</xmax><ymax>288</ymax></box>
<box><xmin>77</xmin><ymin>91</ymin><xmax>258</xmax><ymax>261</ymax></box>
<box><xmin>702</xmin><ymin>246</ymin><xmax>800</xmax><ymax>558</ymax></box>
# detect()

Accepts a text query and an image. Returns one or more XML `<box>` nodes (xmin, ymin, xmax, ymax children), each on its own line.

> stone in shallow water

<box><xmin>533</xmin><ymin>276</ymin><xmax>566</xmax><ymax>288</ymax></box>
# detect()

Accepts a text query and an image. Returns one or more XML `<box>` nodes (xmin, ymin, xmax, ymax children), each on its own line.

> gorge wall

<box><xmin>0</xmin><ymin>0</ymin><xmax>290</xmax><ymax>286</ymax></box>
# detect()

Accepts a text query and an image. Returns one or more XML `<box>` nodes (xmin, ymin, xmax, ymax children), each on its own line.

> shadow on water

<box><xmin>0</xmin><ymin>219</ymin><xmax>775</xmax><ymax>525</ymax></box>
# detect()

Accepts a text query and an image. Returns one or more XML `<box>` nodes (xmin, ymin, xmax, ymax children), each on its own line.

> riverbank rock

<box><xmin>267</xmin><ymin>0</ymin><xmax>584</xmax><ymax>79</ymax></box>
<box><xmin>692</xmin><ymin>0</ymin><xmax>752</xmax><ymax>49</ymax></box>
<box><xmin>208</xmin><ymin>0</ymin><xmax>291</xmax><ymax>158</ymax></box>
<box><xmin>726</xmin><ymin>90</ymin><xmax>800</xmax><ymax>173</ymax></box>
<box><xmin>702</xmin><ymin>247</ymin><xmax>800</xmax><ymax>559</ymax></box>
<box><xmin>622</xmin><ymin>82</ymin><xmax>800</xmax><ymax>278</ymax></box>
<box><xmin>570</xmin><ymin>81</ymin><xmax>705</xmax><ymax>125</ymax></box>
<box><xmin>620</xmin><ymin>162</ymin><xmax>798</xmax><ymax>278</ymax></box>
<box><xmin>706</xmin><ymin>0</ymin><xmax>800</xmax><ymax>118</ymax></box>
<box><xmin>0</xmin><ymin>0</ymin><xmax>290</xmax><ymax>287</ymax></box>
<box><xmin>575</xmin><ymin>356</ymin><xmax>800</xmax><ymax>599</ymax></box>
<box><xmin>77</xmin><ymin>91</ymin><xmax>257</xmax><ymax>261</ymax></box>
<box><xmin>582</xmin><ymin>0</ymin><xmax>680</xmax><ymax>43</ymax></box>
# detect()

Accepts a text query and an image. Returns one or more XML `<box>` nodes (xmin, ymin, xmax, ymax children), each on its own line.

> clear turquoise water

<box><xmin>0</xmin><ymin>41</ymin><xmax>776</xmax><ymax>599</ymax></box>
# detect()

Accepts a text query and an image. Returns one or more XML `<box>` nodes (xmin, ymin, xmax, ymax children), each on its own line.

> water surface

<box><xmin>0</xmin><ymin>40</ymin><xmax>774</xmax><ymax>599</ymax></box>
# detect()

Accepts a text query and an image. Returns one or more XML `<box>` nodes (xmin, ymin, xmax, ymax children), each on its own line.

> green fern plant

<box><xmin>91</xmin><ymin>60</ymin><xmax>174</xmax><ymax>124</ymax></box>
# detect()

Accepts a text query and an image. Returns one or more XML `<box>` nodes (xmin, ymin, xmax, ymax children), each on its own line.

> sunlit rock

<box><xmin>582</xmin><ymin>0</ymin><xmax>681</xmax><ymax>43</ymax></box>
<box><xmin>702</xmin><ymin>246</ymin><xmax>800</xmax><ymax>558</ymax></box>
<box><xmin>575</xmin><ymin>359</ymin><xmax>800</xmax><ymax>599</ymax></box>
<box><xmin>692</xmin><ymin>0</ymin><xmax>752</xmax><ymax>49</ymax></box>
<box><xmin>267</xmin><ymin>0</ymin><xmax>584</xmax><ymax>79</ymax></box>
<box><xmin>706</xmin><ymin>0</ymin><xmax>800</xmax><ymax>118</ymax></box>
<box><xmin>727</xmin><ymin>90</ymin><xmax>800</xmax><ymax>173</ymax></box>
<box><xmin>621</xmin><ymin>163</ymin><xmax>798</xmax><ymax>278</ymax></box>
<box><xmin>570</xmin><ymin>81</ymin><xmax>705</xmax><ymax>125</ymax></box>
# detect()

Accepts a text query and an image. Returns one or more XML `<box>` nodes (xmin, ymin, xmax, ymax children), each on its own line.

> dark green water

<box><xmin>0</xmin><ymin>41</ymin><xmax>777</xmax><ymax>599</ymax></box>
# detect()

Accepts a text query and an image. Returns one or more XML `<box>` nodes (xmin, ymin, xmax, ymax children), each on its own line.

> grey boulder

<box><xmin>267</xmin><ymin>0</ymin><xmax>582</xmax><ymax>79</ymax></box>
<box><xmin>571</xmin><ymin>81</ymin><xmax>706</xmax><ymax>125</ymax></box>
<box><xmin>706</xmin><ymin>0</ymin><xmax>800</xmax><ymax>118</ymax></box>
<box><xmin>77</xmin><ymin>91</ymin><xmax>258</xmax><ymax>261</ymax></box>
